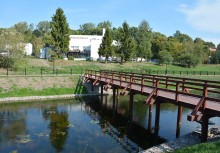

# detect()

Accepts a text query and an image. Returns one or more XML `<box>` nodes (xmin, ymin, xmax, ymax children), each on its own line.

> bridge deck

<box><xmin>85</xmin><ymin>70</ymin><xmax>220</xmax><ymax>117</ymax></box>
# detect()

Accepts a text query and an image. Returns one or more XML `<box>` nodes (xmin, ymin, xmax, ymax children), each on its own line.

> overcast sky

<box><xmin>0</xmin><ymin>0</ymin><xmax>219</xmax><ymax>46</ymax></box>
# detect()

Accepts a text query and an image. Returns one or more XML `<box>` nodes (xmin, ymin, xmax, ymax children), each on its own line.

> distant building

<box><xmin>209</xmin><ymin>47</ymin><xmax>217</xmax><ymax>52</ymax></box>
<box><xmin>24</xmin><ymin>43</ymin><xmax>33</xmax><ymax>56</ymax></box>
<box><xmin>68</xmin><ymin>29</ymin><xmax>106</xmax><ymax>60</ymax></box>
<box><xmin>40</xmin><ymin>47</ymin><xmax>51</xmax><ymax>59</ymax></box>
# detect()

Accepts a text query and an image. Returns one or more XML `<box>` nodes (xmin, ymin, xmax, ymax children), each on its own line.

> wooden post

<box><xmin>129</xmin><ymin>92</ymin><xmax>134</xmax><ymax>123</ymax></box>
<box><xmin>148</xmin><ymin>104</ymin><xmax>153</xmax><ymax>131</ymax></box>
<box><xmin>155</xmin><ymin>101</ymin><xmax>160</xmax><ymax>136</ymax></box>
<box><xmin>201</xmin><ymin>114</ymin><xmax>209</xmax><ymax>142</ymax></box>
<box><xmin>176</xmin><ymin>105</ymin><xmax>182</xmax><ymax>138</ymax></box>
<box><xmin>100</xmin><ymin>84</ymin><xmax>103</xmax><ymax>103</ymax></box>
<box><xmin>117</xmin><ymin>88</ymin><xmax>119</xmax><ymax>99</ymax></box>
<box><xmin>112</xmin><ymin>87</ymin><xmax>116</xmax><ymax>110</ymax></box>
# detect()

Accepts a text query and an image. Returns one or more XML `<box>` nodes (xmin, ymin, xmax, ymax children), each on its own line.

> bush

<box><xmin>68</xmin><ymin>56</ymin><xmax>74</xmax><ymax>60</ymax></box>
<box><xmin>0</xmin><ymin>56</ymin><xmax>14</xmax><ymax>68</ymax></box>
<box><xmin>178</xmin><ymin>54</ymin><xmax>199</xmax><ymax>68</ymax></box>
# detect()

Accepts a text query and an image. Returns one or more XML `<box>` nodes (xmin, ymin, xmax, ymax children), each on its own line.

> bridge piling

<box><xmin>100</xmin><ymin>84</ymin><xmax>104</xmax><ymax>103</ymax></box>
<box><xmin>155</xmin><ymin>101</ymin><xmax>161</xmax><ymax>136</ymax></box>
<box><xmin>201</xmin><ymin>114</ymin><xmax>209</xmax><ymax>142</ymax></box>
<box><xmin>129</xmin><ymin>92</ymin><xmax>134</xmax><ymax>123</ymax></box>
<box><xmin>148</xmin><ymin>104</ymin><xmax>153</xmax><ymax>132</ymax></box>
<box><xmin>176</xmin><ymin>105</ymin><xmax>183</xmax><ymax>138</ymax></box>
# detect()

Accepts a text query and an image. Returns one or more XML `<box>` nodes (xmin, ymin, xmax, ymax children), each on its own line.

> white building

<box><xmin>24</xmin><ymin>43</ymin><xmax>33</xmax><ymax>56</ymax></box>
<box><xmin>68</xmin><ymin>29</ymin><xmax>105</xmax><ymax>60</ymax></box>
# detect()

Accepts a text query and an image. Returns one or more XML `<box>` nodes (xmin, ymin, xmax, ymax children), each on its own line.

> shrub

<box><xmin>0</xmin><ymin>55</ymin><xmax>14</xmax><ymax>68</ymax></box>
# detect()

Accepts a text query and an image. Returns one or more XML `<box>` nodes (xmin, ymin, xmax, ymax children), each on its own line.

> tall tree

<box><xmin>79</xmin><ymin>22</ymin><xmax>97</xmax><ymax>35</ymax></box>
<box><xmin>36</xmin><ymin>21</ymin><xmax>51</xmax><ymax>37</ymax></box>
<box><xmin>151</xmin><ymin>32</ymin><xmax>167</xmax><ymax>59</ymax></box>
<box><xmin>98</xmin><ymin>28</ymin><xmax>113</xmax><ymax>63</ymax></box>
<box><xmin>136</xmin><ymin>20</ymin><xmax>152</xmax><ymax>61</ymax></box>
<box><xmin>117</xmin><ymin>21</ymin><xmax>135</xmax><ymax>64</ymax></box>
<box><xmin>97</xmin><ymin>21</ymin><xmax>112</xmax><ymax>29</ymax></box>
<box><xmin>50</xmin><ymin>8</ymin><xmax>70</xmax><ymax>54</ymax></box>
<box><xmin>0</xmin><ymin>28</ymin><xmax>25</xmax><ymax>68</ymax></box>
<box><xmin>13</xmin><ymin>22</ymin><xmax>33</xmax><ymax>42</ymax></box>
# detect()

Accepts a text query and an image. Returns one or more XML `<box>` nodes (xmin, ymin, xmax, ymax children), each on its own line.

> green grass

<box><xmin>1</xmin><ymin>58</ymin><xmax>220</xmax><ymax>76</ymax></box>
<box><xmin>174</xmin><ymin>141</ymin><xmax>220</xmax><ymax>153</ymax></box>
<box><xmin>0</xmin><ymin>86</ymin><xmax>87</xmax><ymax>98</ymax></box>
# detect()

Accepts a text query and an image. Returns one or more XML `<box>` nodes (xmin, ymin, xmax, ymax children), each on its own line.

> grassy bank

<box><xmin>0</xmin><ymin>58</ymin><xmax>220</xmax><ymax>76</ymax></box>
<box><xmin>175</xmin><ymin>141</ymin><xmax>220</xmax><ymax>153</ymax></box>
<box><xmin>0</xmin><ymin>76</ymin><xmax>87</xmax><ymax>98</ymax></box>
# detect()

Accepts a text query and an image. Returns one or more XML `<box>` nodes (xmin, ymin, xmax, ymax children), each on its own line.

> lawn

<box><xmin>0</xmin><ymin>58</ymin><xmax>220</xmax><ymax>76</ymax></box>
<box><xmin>174</xmin><ymin>141</ymin><xmax>220</xmax><ymax>153</ymax></box>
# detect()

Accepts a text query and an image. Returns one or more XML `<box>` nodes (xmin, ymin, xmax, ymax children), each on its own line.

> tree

<box><xmin>36</xmin><ymin>21</ymin><xmax>51</xmax><ymax>37</ymax></box>
<box><xmin>79</xmin><ymin>22</ymin><xmax>97</xmax><ymax>35</ymax></box>
<box><xmin>158</xmin><ymin>50</ymin><xmax>173</xmax><ymax>66</ymax></box>
<box><xmin>97</xmin><ymin>21</ymin><xmax>112</xmax><ymax>29</ymax></box>
<box><xmin>32</xmin><ymin>36</ymin><xmax>43</xmax><ymax>57</ymax></box>
<box><xmin>50</xmin><ymin>8</ymin><xmax>70</xmax><ymax>55</ymax></box>
<box><xmin>0</xmin><ymin>28</ymin><xmax>24</xmax><ymax>68</ymax></box>
<box><xmin>117</xmin><ymin>21</ymin><xmax>135</xmax><ymax>64</ymax></box>
<box><xmin>136</xmin><ymin>20</ymin><xmax>152</xmax><ymax>61</ymax></box>
<box><xmin>13</xmin><ymin>22</ymin><xmax>34</xmax><ymax>43</ymax></box>
<box><xmin>98</xmin><ymin>28</ymin><xmax>113</xmax><ymax>63</ymax></box>
<box><xmin>151</xmin><ymin>32</ymin><xmax>167</xmax><ymax>59</ymax></box>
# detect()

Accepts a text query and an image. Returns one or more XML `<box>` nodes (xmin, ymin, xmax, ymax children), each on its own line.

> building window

<box><xmin>71</xmin><ymin>46</ymin><xmax>79</xmax><ymax>51</ymax></box>
<box><xmin>83</xmin><ymin>46</ymin><xmax>91</xmax><ymax>52</ymax></box>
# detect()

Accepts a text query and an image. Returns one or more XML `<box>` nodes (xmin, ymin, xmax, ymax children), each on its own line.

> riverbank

<box><xmin>0</xmin><ymin>93</ymin><xmax>104</xmax><ymax>103</ymax></box>
<box><xmin>142</xmin><ymin>127</ymin><xmax>220</xmax><ymax>153</ymax></box>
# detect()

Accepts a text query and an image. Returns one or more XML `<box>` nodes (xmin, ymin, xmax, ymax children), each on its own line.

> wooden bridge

<box><xmin>84</xmin><ymin>70</ymin><xmax>220</xmax><ymax>142</ymax></box>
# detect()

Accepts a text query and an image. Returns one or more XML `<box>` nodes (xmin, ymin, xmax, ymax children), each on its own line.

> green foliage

<box><xmin>50</xmin><ymin>8</ymin><xmax>70</xmax><ymax>54</ymax></box>
<box><xmin>151</xmin><ymin>32</ymin><xmax>167</xmax><ymax>59</ymax></box>
<box><xmin>68</xmin><ymin>56</ymin><xmax>74</xmax><ymax>60</ymax></box>
<box><xmin>136</xmin><ymin>20</ymin><xmax>152</xmax><ymax>61</ymax></box>
<box><xmin>117</xmin><ymin>21</ymin><xmax>136</xmax><ymax>63</ymax></box>
<box><xmin>174</xmin><ymin>141</ymin><xmax>220</xmax><ymax>153</ymax></box>
<box><xmin>0</xmin><ymin>56</ymin><xmax>14</xmax><ymax>68</ymax></box>
<box><xmin>98</xmin><ymin>28</ymin><xmax>113</xmax><ymax>62</ymax></box>
<box><xmin>158</xmin><ymin>50</ymin><xmax>173</xmax><ymax>65</ymax></box>
<box><xmin>178</xmin><ymin>53</ymin><xmax>199</xmax><ymax>68</ymax></box>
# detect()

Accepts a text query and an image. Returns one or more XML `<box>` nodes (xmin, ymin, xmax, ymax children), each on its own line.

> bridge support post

<box><xmin>176</xmin><ymin>105</ymin><xmax>182</xmax><ymax>138</ymax></box>
<box><xmin>129</xmin><ymin>92</ymin><xmax>134</xmax><ymax>123</ymax></box>
<box><xmin>117</xmin><ymin>88</ymin><xmax>119</xmax><ymax>99</ymax></box>
<box><xmin>91</xmin><ymin>82</ymin><xmax>94</xmax><ymax>91</ymax></box>
<box><xmin>148</xmin><ymin>104</ymin><xmax>153</xmax><ymax>131</ymax></box>
<box><xmin>201</xmin><ymin>114</ymin><xmax>209</xmax><ymax>142</ymax></box>
<box><xmin>112</xmin><ymin>87</ymin><xmax>116</xmax><ymax>112</ymax></box>
<box><xmin>155</xmin><ymin>101</ymin><xmax>160</xmax><ymax>136</ymax></box>
<box><xmin>100</xmin><ymin>84</ymin><xmax>103</xmax><ymax>103</ymax></box>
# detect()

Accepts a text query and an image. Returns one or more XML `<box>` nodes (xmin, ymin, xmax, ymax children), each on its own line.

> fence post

<box><xmin>56</xmin><ymin>69</ymin><xmax>58</xmax><ymax>76</ymax></box>
<box><xmin>41</xmin><ymin>67</ymin><xmax>43</xmax><ymax>76</ymax></box>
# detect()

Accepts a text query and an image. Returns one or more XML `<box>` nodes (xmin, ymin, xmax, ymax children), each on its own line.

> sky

<box><xmin>0</xmin><ymin>0</ymin><xmax>220</xmax><ymax>46</ymax></box>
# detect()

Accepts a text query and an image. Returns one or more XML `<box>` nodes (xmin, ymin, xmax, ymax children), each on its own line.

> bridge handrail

<box><xmin>85</xmin><ymin>70</ymin><xmax>220</xmax><ymax>98</ymax></box>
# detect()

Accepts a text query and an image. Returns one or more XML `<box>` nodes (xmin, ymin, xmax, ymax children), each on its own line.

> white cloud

<box><xmin>178</xmin><ymin>0</ymin><xmax>220</xmax><ymax>34</ymax></box>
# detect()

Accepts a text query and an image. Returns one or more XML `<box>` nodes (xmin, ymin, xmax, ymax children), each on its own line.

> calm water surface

<box><xmin>0</xmin><ymin>95</ymin><xmax>219</xmax><ymax>153</ymax></box>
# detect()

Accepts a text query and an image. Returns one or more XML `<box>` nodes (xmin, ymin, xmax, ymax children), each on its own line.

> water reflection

<box><xmin>0</xmin><ymin>95</ymin><xmax>219</xmax><ymax>153</ymax></box>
